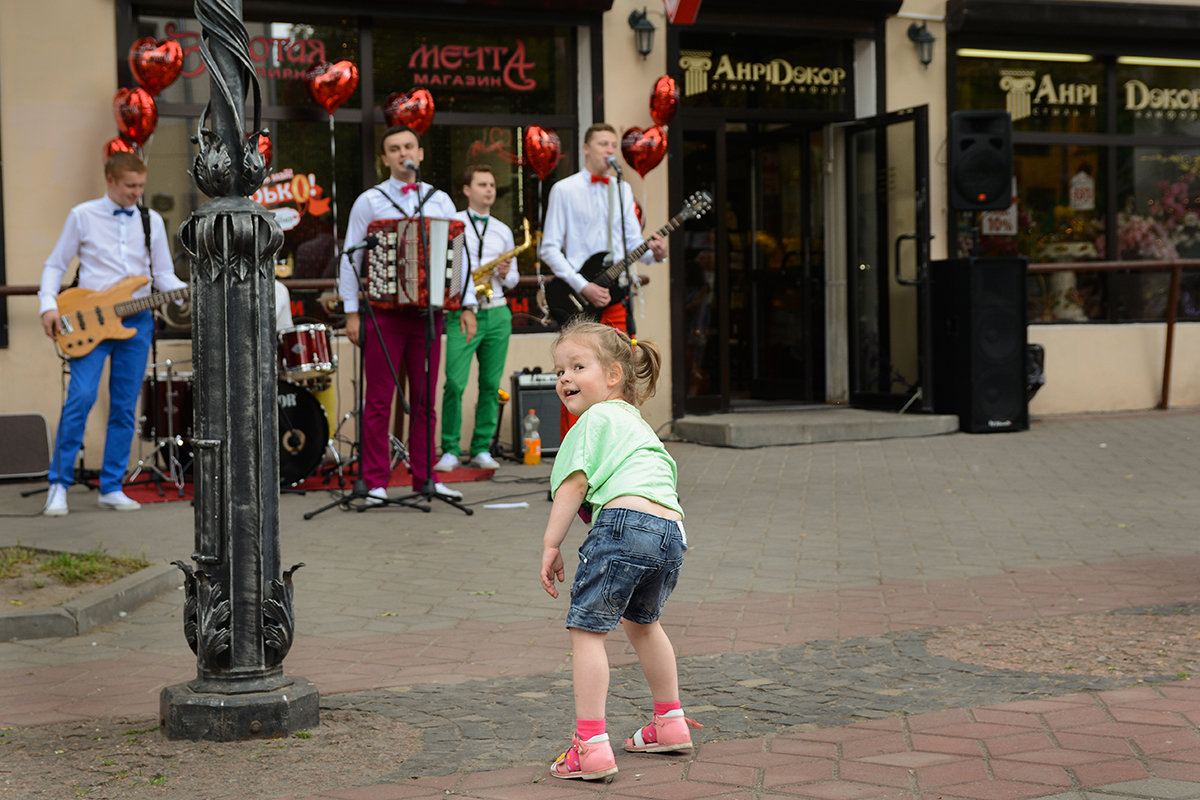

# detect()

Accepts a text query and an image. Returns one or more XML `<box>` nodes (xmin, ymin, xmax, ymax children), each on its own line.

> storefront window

<box><xmin>956</xmin><ymin>52</ymin><xmax>1200</xmax><ymax>323</ymax></box>
<box><xmin>138</xmin><ymin>16</ymin><xmax>361</xmax><ymax>110</ymax></box>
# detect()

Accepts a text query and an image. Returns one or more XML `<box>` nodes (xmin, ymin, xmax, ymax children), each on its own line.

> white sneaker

<box><xmin>433</xmin><ymin>452</ymin><xmax>460</xmax><ymax>472</ymax></box>
<box><xmin>433</xmin><ymin>482</ymin><xmax>463</xmax><ymax>501</ymax></box>
<box><xmin>98</xmin><ymin>490</ymin><xmax>141</xmax><ymax>511</ymax></box>
<box><xmin>469</xmin><ymin>452</ymin><xmax>500</xmax><ymax>470</ymax></box>
<box><xmin>43</xmin><ymin>484</ymin><xmax>69</xmax><ymax>517</ymax></box>
<box><xmin>364</xmin><ymin>486</ymin><xmax>388</xmax><ymax>507</ymax></box>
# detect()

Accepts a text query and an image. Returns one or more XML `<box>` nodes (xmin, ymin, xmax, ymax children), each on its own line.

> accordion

<box><xmin>364</xmin><ymin>217</ymin><xmax>466</xmax><ymax>310</ymax></box>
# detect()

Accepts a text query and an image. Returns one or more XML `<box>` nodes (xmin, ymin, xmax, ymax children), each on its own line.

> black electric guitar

<box><xmin>545</xmin><ymin>191</ymin><xmax>713</xmax><ymax>325</ymax></box>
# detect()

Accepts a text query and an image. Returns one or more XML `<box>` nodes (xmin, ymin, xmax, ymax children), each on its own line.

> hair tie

<box><xmin>630</xmin><ymin>337</ymin><xmax>637</xmax><ymax>350</ymax></box>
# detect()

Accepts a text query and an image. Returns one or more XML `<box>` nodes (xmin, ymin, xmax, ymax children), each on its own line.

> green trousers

<box><xmin>440</xmin><ymin>305</ymin><xmax>512</xmax><ymax>456</ymax></box>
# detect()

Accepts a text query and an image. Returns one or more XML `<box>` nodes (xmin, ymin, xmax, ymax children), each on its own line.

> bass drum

<box><xmin>278</xmin><ymin>380</ymin><xmax>329</xmax><ymax>487</ymax></box>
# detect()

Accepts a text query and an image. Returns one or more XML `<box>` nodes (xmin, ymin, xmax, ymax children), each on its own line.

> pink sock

<box><xmin>576</xmin><ymin>718</ymin><xmax>606</xmax><ymax>740</ymax></box>
<box><xmin>654</xmin><ymin>700</ymin><xmax>681</xmax><ymax>716</ymax></box>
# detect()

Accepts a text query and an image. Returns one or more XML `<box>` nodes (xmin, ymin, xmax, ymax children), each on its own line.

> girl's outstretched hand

<box><xmin>541</xmin><ymin>546</ymin><xmax>565</xmax><ymax>598</ymax></box>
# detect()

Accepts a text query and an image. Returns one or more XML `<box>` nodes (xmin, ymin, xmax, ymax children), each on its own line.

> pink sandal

<box><xmin>624</xmin><ymin>710</ymin><xmax>702</xmax><ymax>753</ymax></box>
<box><xmin>549</xmin><ymin>733</ymin><xmax>618</xmax><ymax>780</ymax></box>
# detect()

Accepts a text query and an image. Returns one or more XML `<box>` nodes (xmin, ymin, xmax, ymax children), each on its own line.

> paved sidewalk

<box><xmin>2</xmin><ymin>411</ymin><xmax>1200</xmax><ymax>798</ymax></box>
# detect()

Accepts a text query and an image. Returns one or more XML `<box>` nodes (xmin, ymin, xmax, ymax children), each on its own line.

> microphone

<box><xmin>606</xmin><ymin>155</ymin><xmax>623</xmax><ymax>174</ymax></box>
<box><xmin>344</xmin><ymin>234</ymin><xmax>379</xmax><ymax>255</ymax></box>
<box><xmin>403</xmin><ymin>159</ymin><xmax>419</xmax><ymax>173</ymax></box>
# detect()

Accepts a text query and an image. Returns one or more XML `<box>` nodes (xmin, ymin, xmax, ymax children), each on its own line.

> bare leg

<box><xmin>623</xmin><ymin>620</ymin><xmax>679</xmax><ymax>703</ymax></box>
<box><xmin>569</xmin><ymin>628</ymin><xmax>610</xmax><ymax>720</ymax></box>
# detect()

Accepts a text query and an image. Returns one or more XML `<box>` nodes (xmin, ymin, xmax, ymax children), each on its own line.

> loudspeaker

<box><xmin>948</xmin><ymin>110</ymin><xmax>1013</xmax><ymax>211</ymax></box>
<box><xmin>930</xmin><ymin>258</ymin><xmax>1029</xmax><ymax>433</ymax></box>
<box><xmin>0</xmin><ymin>413</ymin><xmax>52</xmax><ymax>478</ymax></box>
<box><xmin>511</xmin><ymin>371</ymin><xmax>563</xmax><ymax>456</ymax></box>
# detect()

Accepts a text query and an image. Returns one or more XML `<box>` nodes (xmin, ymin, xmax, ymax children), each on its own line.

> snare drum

<box><xmin>278</xmin><ymin>324</ymin><xmax>334</xmax><ymax>380</ymax></box>
<box><xmin>139</xmin><ymin>373</ymin><xmax>194</xmax><ymax>441</ymax></box>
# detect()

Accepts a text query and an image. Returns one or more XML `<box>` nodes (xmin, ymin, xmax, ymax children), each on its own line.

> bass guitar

<box><xmin>472</xmin><ymin>218</ymin><xmax>534</xmax><ymax>299</ymax></box>
<box><xmin>54</xmin><ymin>275</ymin><xmax>190</xmax><ymax>357</ymax></box>
<box><xmin>544</xmin><ymin>191</ymin><xmax>713</xmax><ymax>325</ymax></box>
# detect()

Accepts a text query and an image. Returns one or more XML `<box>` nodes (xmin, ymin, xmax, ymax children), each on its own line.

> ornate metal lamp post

<box><xmin>160</xmin><ymin>0</ymin><xmax>319</xmax><ymax>740</ymax></box>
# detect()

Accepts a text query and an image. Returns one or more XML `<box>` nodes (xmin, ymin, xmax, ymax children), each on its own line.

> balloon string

<box><xmin>329</xmin><ymin>114</ymin><xmax>339</xmax><ymax>251</ymax></box>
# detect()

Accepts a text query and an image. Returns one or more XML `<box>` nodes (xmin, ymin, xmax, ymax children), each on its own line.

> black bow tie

<box><xmin>113</xmin><ymin>208</ymin><xmax>135</xmax><ymax>217</ymax></box>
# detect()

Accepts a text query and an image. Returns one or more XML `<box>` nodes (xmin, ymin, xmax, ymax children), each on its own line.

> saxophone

<box><xmin>473</xmin><ymin>218</ymin><xmax>533</xmax><ymax>298</ymax></box>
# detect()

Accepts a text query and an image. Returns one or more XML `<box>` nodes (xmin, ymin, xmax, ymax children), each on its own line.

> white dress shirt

<box><xmin>39</xmin><ymin>197</ymin><xmax>185</xmax><ymax>315</ymax></box>
<box><xmin>539</xmin><ymin>169</ymin><xmax>654</xmax><ymax>294</ymax></box>
<box><xmin>454</xmin><ymin>210</ymin><xmax>519</xmax><ymax>304</ymax></box>
<box><xmin>338</xmin><ymin>177</ymin><xmax>463</xmax><ymax>313</ymax></box>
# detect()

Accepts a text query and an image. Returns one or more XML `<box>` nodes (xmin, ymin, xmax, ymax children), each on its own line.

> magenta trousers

<box><xmin>362</xmin><ymin>305</ymin><xmax>443</xmax><ymax>490</ymax></box>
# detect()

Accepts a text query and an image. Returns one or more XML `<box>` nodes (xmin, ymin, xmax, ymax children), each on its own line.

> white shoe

<box><xmin>469</xmin><ymin>452</ymin><xmax>500</xmax><ymax>470</ymax></box>
<box><xmin>433</xmin><ymin>482</ymin><xmax>463</xmax><ymax>501</ymax></box>
<box><xmin>364</xmin><ymin>486</ymin><xmax>388</xmax><ymax>507</ymax></box>
<box><xmin>43</xmin><ymin>484</ymin><xmax>69</xmax><ymax>517</ymax></box>
<box><xmin>98</xmin><ymin>490</ymin><xmax>141</xmax><ymax>511</ymax></box>
<box><xmin>433</xmin><ymin>452</ymin><xmax>460</xmax><ymax>472</ymax></box>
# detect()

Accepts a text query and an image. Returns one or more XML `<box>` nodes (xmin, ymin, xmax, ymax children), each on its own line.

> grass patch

<box><xmin>0</xmin><ymin>545</ymin><xmax>151</xmax><ymax>586</ymax></box>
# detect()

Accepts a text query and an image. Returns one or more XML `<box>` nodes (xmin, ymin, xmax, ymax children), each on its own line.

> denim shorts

<box><xmin>566</xmin><ymin>507</ymin><xmax>688</xmax><ymax>633</ymax></box>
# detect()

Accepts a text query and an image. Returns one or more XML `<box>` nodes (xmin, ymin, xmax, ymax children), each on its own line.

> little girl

<box><xmin>540</xmin><ymin>319</ymin><xmax>700</xmax><ymax>781</ymax></box>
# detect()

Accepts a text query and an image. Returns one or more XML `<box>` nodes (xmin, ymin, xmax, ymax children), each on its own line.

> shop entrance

<box><xmin>679</xmin><ymin>122</ymin><xmax>826</xmax><ymax>414</ymax></box>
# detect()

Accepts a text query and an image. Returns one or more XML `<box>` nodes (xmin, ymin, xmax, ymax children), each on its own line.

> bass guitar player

<box><xmin>37</xmin><ymin>151</ymin><xmax>188</xmax><ymax>516</ymax></box>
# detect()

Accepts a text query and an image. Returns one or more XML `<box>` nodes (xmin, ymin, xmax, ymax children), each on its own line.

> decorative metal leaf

<box><xmin>263</xmin><ymin>562</ymin><xmax>303</xmax><ymax>666</ymax></box>
<box><xmin>195</xmin><ymin>570</ymin><xmax>232</xmax><ymax>669</ymax></box>
<box><xmin>192</xmin><ymin>129</ymin><xmax>234</xmax><ymax>197</ymax></box>
<box><xmin>172</xmin><ymin>560</ymin><xmax>199</xmax><ymax>655</ymax></box>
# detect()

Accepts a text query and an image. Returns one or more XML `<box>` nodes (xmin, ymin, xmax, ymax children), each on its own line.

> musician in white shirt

<box><xmin>338</xmin><ymin>124</ymin><xmax>472</xmax><ymax>504</ymax></box>
<box><xmin>37</xmin><ymin>152</ymin><xmax>187</xmax><ymax>515</ymax></box>
<box><xmin>539</xmin><ymin>123</ymin><xmax>667</xmax><ymax>438</ymax></box>
<box><xmin>436</xmin><ymin>165</ymin><xmax>520</xmax><ymax>473</ymax></box>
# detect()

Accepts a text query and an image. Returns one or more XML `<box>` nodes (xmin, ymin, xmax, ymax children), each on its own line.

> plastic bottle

<box><xmin>523</xmin><ymin>408</ymin><xmax>542</xmax><ymax>465</ymax></box>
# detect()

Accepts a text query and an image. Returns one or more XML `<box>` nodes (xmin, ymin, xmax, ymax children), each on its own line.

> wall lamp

<box><xmin>629</xmin><ymin>8</ymin><xmax>656</xmax><ymax>60</ymax></box>
<box><xmin>907</xmin><ymin>21</ymin><xmax>936</xmax><ymax>68</ymax></box>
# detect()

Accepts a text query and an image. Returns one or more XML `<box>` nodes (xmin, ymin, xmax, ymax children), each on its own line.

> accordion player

<box><xmin>364</xmin><ymin>217</ymin><xmax>467</xmax><ymax>310</ymax></box>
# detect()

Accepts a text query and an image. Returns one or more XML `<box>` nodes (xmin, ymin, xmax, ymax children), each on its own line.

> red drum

<box><xmin>278</xmin><ymin>323</ymin><xmax>334</xmax><ymax>380</ymax></box>
<box><xmin>139</xmin><ymin>372</ymin><xmax>194</xmax><ymax>441</ymax></box>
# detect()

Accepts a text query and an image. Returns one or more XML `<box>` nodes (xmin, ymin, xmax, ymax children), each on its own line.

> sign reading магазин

<box><xmin>677</xmin><ymin>34</ymin><xmax>853</xmax><ymax>116</ymax></box>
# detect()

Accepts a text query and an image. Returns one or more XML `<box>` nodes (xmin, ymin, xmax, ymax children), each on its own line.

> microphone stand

<box><xmin>304</xmin><ymin>235</ymin><xmax>422</xmax><ymax>518</ymax></box>
<box><xmin>613</xmin><ymin>163</ymin><xmax>636</xmax><ymax>337</ymax></box>
<box><xmin>381</xmin><ymin>164</ymin><xmax>472</xmax><ymax>515</ymax></box>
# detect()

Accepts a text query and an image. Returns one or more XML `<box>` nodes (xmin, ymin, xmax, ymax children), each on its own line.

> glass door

<box><xmin>679</xmin><ymin>122</ymin><xmax>825</xmax><ymax>414</ymax></box>
<box><xmin>845</xmin><ymin>106</ymin><xmax>932</xmax><ymax>410</ymax></box>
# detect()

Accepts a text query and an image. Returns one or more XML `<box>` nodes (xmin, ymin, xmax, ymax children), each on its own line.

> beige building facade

<box><xmin>3</xmin><ymin>0</ymin><xmax>1200</xmax><ymax>480</ymax></box>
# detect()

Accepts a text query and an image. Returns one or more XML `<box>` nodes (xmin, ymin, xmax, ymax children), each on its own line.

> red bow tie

<box><xmin>400</xmin><ymin>183</ymin><xmax>419</xmax><ymax>194</ymax></box>
<box><xmin>590</xmin><ymin>174</ymin><xmax>610</xmax><ymax>185</ymax></box>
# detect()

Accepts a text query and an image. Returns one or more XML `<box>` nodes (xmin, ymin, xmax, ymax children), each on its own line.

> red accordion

<box><xmin>364</xmin><ymin>217</ymin><xmax>466</xmax><ymax>310</ymax></box>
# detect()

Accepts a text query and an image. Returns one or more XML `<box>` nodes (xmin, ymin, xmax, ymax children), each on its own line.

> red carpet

<box><xmin>120</xmin><ymin>464</ymin><xmax>492</xmax><ymax>504</ymax></box>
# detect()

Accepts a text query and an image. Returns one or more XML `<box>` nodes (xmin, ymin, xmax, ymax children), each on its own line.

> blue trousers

<box><xmin>49</xmin><ymin>311</ymin><xmax>154</xmax><ymax>493</ymax></box>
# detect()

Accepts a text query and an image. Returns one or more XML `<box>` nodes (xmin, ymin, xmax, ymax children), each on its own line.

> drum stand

<box><xmin>127</xmin><ymin>358</ymin><xmax>190</xmax><ymax>498</ymax></box>
<box><xmin>304</xmin><ymin>241</ymin><xmax>424</xmax><ymax>519</ymax></box>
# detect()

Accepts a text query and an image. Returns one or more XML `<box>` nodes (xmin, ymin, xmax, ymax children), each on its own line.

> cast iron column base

<box><xmin>160</xmin><ymin>677</ymin><xmax>319</xmax><ymax>741</ymax></box>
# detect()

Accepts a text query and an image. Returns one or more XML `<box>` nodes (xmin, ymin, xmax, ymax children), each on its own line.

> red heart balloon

<box><xmin>384</xmin><ymin>89</ymin><xmax>435</xmax><ymax>136</ymax></box>
<box><xmin>103</xmin><ymin>136</ymin><xmax>136</xmax><ymax>160</ymax></box>
<box><xmin>621</xmin><ymin>125</ymin><xmax>667</xmax><ymax>178</ymax></box>
<box><xmin>128</xmin><ymin>37</ymin><xmax>184</xmax><ymax>97</ymax></box>
<box><xmin>113</xmin><ymin>88</ymin><xmax>158</xmax><ymax>146</ymax></box>
<box><xmin>305</xmin><ymin>60</ymin><xmax>359</xmax><ymax>115</ymax></box>
<box><xmin>649</xmin><ymin>75</ymin><xmax>679</xmax><ymax>127</ymax></box>
<box><xmin>249</xmin><ymin>131</ymin><xmax>271</xmax><ymax>165</ymax></box>
<box><xmin>523</xmin><ymin>126</ymin><xmax>561</xmax><ymax>180</ymax></box>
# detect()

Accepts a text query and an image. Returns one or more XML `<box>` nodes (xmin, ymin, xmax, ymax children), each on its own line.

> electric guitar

<box><xmin>54</xmin><ymin>275</ymin><xmax>190</xmax><ymax>357</ymax></box>
<box><xmin>472</xmin><ymin>218</ymin><xmax>534</xmax><ymax>299</ymax></box>
<box><xmin>544</xmin><ymin>191</ymin><xmax>713</xmax><ymax>325</ymax></box>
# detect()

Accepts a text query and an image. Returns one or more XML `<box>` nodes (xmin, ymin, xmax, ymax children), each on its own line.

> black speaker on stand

<box><xmin>930</xmin><ymin>258</ymin><xmax>1029</xmax><ymax>433</ymax></box>
<box><xmin>948</xmin><ymin>110</ymin><xmax>1013</xmax><ymax>212</ymax></box>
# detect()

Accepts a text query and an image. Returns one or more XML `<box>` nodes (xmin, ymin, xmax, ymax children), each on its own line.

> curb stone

<box><xmin>1</xmin><ymin>562</ymin><xmax>180</xmax><ymax>642</ymax></box>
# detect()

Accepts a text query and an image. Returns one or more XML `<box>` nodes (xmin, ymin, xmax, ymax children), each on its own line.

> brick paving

<box><xmin>1</xmin><ymin>411</ymin><xmax>1199</xmax><ymax>798</ymax></box>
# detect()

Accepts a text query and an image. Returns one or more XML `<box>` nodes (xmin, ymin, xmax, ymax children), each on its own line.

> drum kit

<box><xmin>133</xmin><ymin>322</ymin><xmax>345</xmax><ymax>489</ymax></box>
